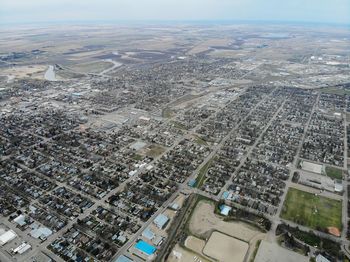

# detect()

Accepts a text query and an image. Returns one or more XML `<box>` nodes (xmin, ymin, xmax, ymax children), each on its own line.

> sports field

<box><xmin>281</xmin><ymin>188</ymin><xmax>342</xmax><ymax>231</ymax></box>
<box><xmin>325</xmin><ymin>166</ymin><xmax>343</xmax><ymax>180</ymax></box>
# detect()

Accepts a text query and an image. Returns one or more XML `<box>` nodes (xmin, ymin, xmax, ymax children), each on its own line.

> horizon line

<box><xmin>1</xmin><ymin>19</ymin><xmax>350</xmax><ymax>28</ymax></box>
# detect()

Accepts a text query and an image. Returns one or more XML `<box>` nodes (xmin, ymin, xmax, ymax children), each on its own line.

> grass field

<box><xmin>171</xmin><ymin>120</ymin><xmax>188</xmax><ymax>130</ymax></box>
<box><xmin>325</xmin><ymin>166</ymin><xmax>343</xmax><ymax>180</ymax></box>
<box><xmin>195</xmin><ymin>158</ymin><xmax>213</xmax><ymax>188</ymax></box>
<box><xmin>145</xmin><ymin>144</ymin><xmax>165</xmax><ymax>158</ymax></box>
<box><xmin>281</xmin><ymin>188</ymin><xmax>342</xmax><ymax>231</ymax></box>
<box><xmin>193</xmin><ymin>134</ymin><xmax>208</xmax><ymax>146</ymax></box>
<box><xmin>318</xmin><ymin>87</ymin><xmax>350</xmax><ymax>95</ymax></box>
<box><xmin>162</xmin><ymin>107</ymin><xmax>174</xmax><ymax>118</ymax></box>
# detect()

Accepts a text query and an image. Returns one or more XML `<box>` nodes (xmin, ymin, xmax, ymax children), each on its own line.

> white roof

<box><xmin>0</xmin><ymin>230</ymin><xmax>17</xmax><ymax>246</ymax></box>
<box><xmin>30</xmin><ymin>227</ymin><xmax>52</xmax><ymax>239</ymax></box>
<box><xmin>334</xmin><ymin>182</ymin><xmax>344</xmax><ymax>192</ymax></box>
<box><xmin>14</xmin><ymin>214</ymin><xmax>26</xmax><ymax>226</ymax></box>
<box><xmin>316</xmin><ymin>254</ymin><xmax>331</xmax><ymax>262</ymax></box>
<box><xmin>13</xmin><ymin>243</ymin><xmax>31</xmax><ymax>254</ymax></box>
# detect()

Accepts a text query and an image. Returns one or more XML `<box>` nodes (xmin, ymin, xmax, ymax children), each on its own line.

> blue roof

<box><xmin>115</xmin><ymin>255</ymin><xmax>133</xmax><ymax>262</ymax></box>
<box><xmin>222</xmin><ymin>191</ymin><xmax>229</xmax><ymax>199</ymax></box>
<box><xmin>135</xmin><ymin>240</ymin><xmax>156</xmax><ymax>255</ymax></box>
<box><xmin>219</xmin><ymin>205</ymin><xmax>232</xmax><ymax>216</ymax></box>
<box><xmin>188</xmin><ymin>179</ymin><xmax>196</xmax><ymax>187</ymax></box>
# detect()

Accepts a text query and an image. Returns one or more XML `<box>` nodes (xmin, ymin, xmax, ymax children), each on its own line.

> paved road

<box><xmin>219</xmin><ymin>93</ymin><xmax>286</xmax><ymax>198</ymax></box>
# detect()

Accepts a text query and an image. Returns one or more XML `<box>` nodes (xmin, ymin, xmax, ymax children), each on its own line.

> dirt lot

<box><xmin>254</xmin><ymin>240</ymin><xmax>309</xmax><ymax>262</ymax></box>
<box><xmin>167</xmin><ymin>244</ymin><xmax>211</xmax><ymax>262</ymax></box>
<box><xmin>188</xmin><ymin>200</ymin><xmax>261</xmax><ymax>242</ymax></box>
<box><xmin>203</xmin><ymin>231</ymin><xmax>248</xmax><ymax>262</ymax></box>
<box><xmin>184</xmin><ymin>236</ymin><xmax>205</xmax><ymax>254</ymax></box>
<box><xmin>1</xmin><ymin>65</ymin><xmax>47</xmax><ymax>80</ymax></box>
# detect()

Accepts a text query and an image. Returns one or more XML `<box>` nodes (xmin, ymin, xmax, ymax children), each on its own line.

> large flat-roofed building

<box><xmin>0</xmin><ymin>229</ymin><xmax>17</xmax><ymax>246</ymax></box>
<box><xmin>153</xmin><ymin>214</ymin><xmax>169</xmax><ymax>229</ymax></box>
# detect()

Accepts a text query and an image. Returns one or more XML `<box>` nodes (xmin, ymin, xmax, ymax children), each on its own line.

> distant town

<box><xmin>0</xmin><ymin>23</ymin><xmax>350</xmax><ymax>262</ymax></box>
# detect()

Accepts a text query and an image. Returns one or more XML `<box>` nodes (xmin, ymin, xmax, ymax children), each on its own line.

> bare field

<box><xmin>0</xmin><ymin>65</ymin><xmax>47</xmax><ymax>80</ymax></box>
<box><xmin>167</xmin><ymin>244</ymin><xmax>211</xmax><ymax>262</ymax></box>
<box><xmin>188</xmin><ymin>38</ymin><xmax>231</xmax><ymax>55</ymax></box>
<box><xmin>203</xmin><ymin>231</ymin><xmax>248</xmax><ymax>262</ymax></box>
<box><xmin>188</xmin><ymin>201</ymin><xmax>261</xmax><ymax>242</ymax></box>
<box><xmin>184</xmin><ymin>236</ymin><xmax>205</xmax><ymax>254</ymax></box>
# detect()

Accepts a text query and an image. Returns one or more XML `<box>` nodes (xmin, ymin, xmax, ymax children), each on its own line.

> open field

<box><xmin>184</xmin><ymin>236</ymin><xmax>205</xmax><ymax>254</ymax></box>
<box><xmin>67</xmin><ymin>60</ymin><xmax>113</xmax><ymax>74</ymax></box>
<box><xmin>203</xmin><ymin>231</ymin><xmax>248</xmax><ymax>262</ymax></box>
<box><xmin>318</xmin><ymin>87</ymin><xmax>350</xmax><ymax>95</ymax></box>
<box><xmin>144</xmin><ymin>144</ymin><xmax>166</xmax><ymax>158</ymax></box>
<box><xmin>167</xmin><ymin>244</ymin><xmax>211</xmax><ymax>262</ymax></box>
<box><xmin>188</xmin><ymin>200</ymin><xmax>262</xmax><ymax>241</ymax></box>
<box><xmin>195</xmin><ymin>158</ymin><xmax>212</xmax><ymax>188</ymax></box>
<box><xmin>254</xmin><ymin>240</ymin><xmax>309</xmax><ymax>262</ymax></box>
<box><xmin>325</xmin><ymin>166</ymin><xmax>343</xmax><ymax>180</ymax></box>
<box><xmin>280</xmin><ymin>188</ymin><xmax>342</xmax><ymax>231</ymax></box>
<box><xmin>0</xmin><ymin>65</ymin><xmax>47</xmax><ymax>80</ymax></box>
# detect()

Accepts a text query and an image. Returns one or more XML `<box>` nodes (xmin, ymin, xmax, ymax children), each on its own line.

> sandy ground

<box><xmin>172</xmin><ymin>194</ymin><xmax>186</xmax><ymax>208</ymax></box>
<box><xmin>167</xmin><ymin>244</ymin><xmax>211</xmax><ymax>262</ymax></box>
<box><xmin>184</xmin><ymin>236</ymin><xmax>205</xmax><ymax>254</ymax></box>
<box><xmin>1</xmin><ymin>65</ymin><xmax>47</xmax><ymax>80</ymax></box>
<box><xmin>188</xmin><ymin>201</ymin><xmax>261</xmax><ymax>242</ymax></box>
<box><xmin>203</xmin><ymin>231</ymin><xmax>249</xmax><ymax>262</ymax></box>
<box><xmin>254</xmin><ymin>240</ymin><xmax>309</xmax><ymax>262</ymax></box>
<box><xmin>188</xmin><ymin>39</ymin><xmax>231</xmax><ymax>55</ymax></box>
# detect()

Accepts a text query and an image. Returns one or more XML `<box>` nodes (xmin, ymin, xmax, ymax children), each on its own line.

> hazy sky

<box><xmin>0</xmin><ymin>0</ymin><xmax>349</xmax><ymax>25</ymax></box>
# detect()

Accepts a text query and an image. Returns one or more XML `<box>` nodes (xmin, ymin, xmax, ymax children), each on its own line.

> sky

<box><xmin>0</xmin><ymin>0</ymin><xmax>350</xmax><ymax>25</ymax></box>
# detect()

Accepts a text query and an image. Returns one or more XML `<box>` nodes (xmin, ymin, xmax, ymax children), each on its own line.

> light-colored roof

<box><xmin>0</xmin><ymin>230</ymin><xmax>17</xmax><ymax>246</ymax></box>
<box><xmin>142</xmin><ymin>228</ymin><xmax>155</xmax><ymax>240</ymax></box>
<box><xmin>14</xmin><ymin>214</ymin><xmax>26</xmax><ymax>226</ymax></box>
<box><xmin>115</xmin><ymin>255</ymin><xmax>133</xmax><ymax>262</ymax></box>
<box><xmin>13</xmin><ymin>243</ymin><xmax>31</xmax><ymax>254</ymax></box>
<box><xmin>154</xmin><ymin>214</ymin><xmax>169</xmax><ymax>229</ymax></box>
<box><xmin>316</xmin><ymin>254</ymin><xmax>331</xmax><ymax>262</ymax></box>
<box><xmin>220</xmin><ymin>205</ymin><xmax>232</xmax><ymax>216</ymax></box>
<box><xmin>30</xmin><ymin>227</ymin><xmax>52</xmax><ymax>239</ymax></box>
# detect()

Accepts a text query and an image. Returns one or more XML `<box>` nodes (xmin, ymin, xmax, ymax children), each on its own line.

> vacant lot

<box><xmin>188</xmin><ymin>200</ymin><xmax>261</xmax><ymax>241</ymax></box>
<box><xmin>203</xmin><ymin>231</ymin><xmax>248</xmax><ymax>262</ymax></box>
<box><xmin>68</xmin><ymin>61</ymin><xmax>113</xmax><ymax>74</ymax></box>
<box><xmin>184</xmin><ymin>236</ymin><xmax>205</xmax><ymax>254</ymax></box>
<box><xmin>167</xmin><ymin>244</ymin><xmax>211</xmax><ymax>262</ymax></box>
<box><xmin>281</xmin><ymin>188</ymin><xmax>342</xmax><ymax>231</ymax></box>
<box><xmin>325</xmin><ymin>166</ymin><xmax>343</xmax><ymax>180</ymax></box>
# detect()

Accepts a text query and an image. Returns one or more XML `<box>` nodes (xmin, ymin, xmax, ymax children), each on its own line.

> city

<box><xmin>0</xmin><ymin>3</ymin><xmax>350</xmax><ymax>262</ymax></box>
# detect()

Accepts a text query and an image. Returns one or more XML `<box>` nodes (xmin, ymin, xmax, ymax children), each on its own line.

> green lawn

<box><xmin>195</xmin><ymin>158</ymin><xmax>213</xmax><ymax>188</ymax></box>
<box><xmin>162</xmin><ymin>107</ymin><xmax>174</xmax><ymax>118</ymax></box>
<box><xmin>171</xmin><ymin>120</ymin><xmax>188</xmax><ymax>130</ymax></box>
<box><xmin>280</xmin><ymin>188</ymin><xmax>342</xmax><ymax>231</ymax></box>
<box><xmin>193</xmin><ymin>134</ymin><xmax>208</xmax><ymax>146</ymax></box>
<box><xmin>318</xmin><ymin>87</ymin><xmax>350</xmax><ymax>95</ymax></box>
<box><xmin>325</xmin><ymin>166</ymin><xmax>343</xmax><ymax>180</ymax></box>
